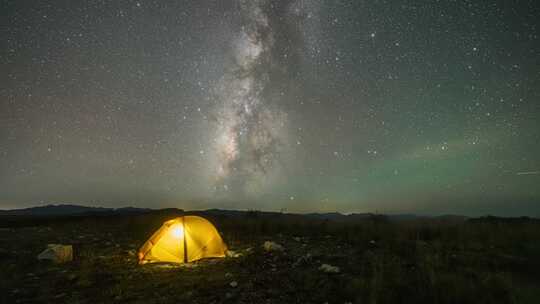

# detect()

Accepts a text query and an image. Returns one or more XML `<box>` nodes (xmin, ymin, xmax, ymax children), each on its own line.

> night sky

<box><xmin>2</xmin><ymin>0</ymin><xmax>539</xmax><ymax>216</ymax></box>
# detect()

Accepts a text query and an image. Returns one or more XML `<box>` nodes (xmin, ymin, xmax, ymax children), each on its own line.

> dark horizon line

<box><xmin>1</xmin><ymin>202</ymin><xmax>539</xmax><ymax>219</ymax></box>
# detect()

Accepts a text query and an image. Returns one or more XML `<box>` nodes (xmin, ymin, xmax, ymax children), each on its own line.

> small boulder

<box><xmin>226</xmin><ymin>250</ymin><xmax>242</xmax><ymax>258</ymax></box>
<box><xmin>229</xmin><ymin>281</ymin><xmax>238</xmax><ymax>288</ymax></box>
<box><xmin>37</xmin><ymin>244</ymin><xmax>73</xmax><ymax>264</ymax></box>
<box><xmin>319</xmin><ymin>263</ymin><xmax>340</xmax><ymax>273</ymax></box>
<box><xmin>263</xmin><ymin>241</ymin><xmax>284</xmax><ymax>252</ymax></box>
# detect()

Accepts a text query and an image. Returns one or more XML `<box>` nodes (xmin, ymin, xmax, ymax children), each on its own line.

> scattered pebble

<box><xmin>263</xmin><ymin>241</ymin><xmax>284</xmax><ymax>252</ymax></box>
<box><xmin>319</xmin><ymin>264</ymin><xmax>340</xmax><ymax>273</ymax></box>
<box><xmin>226</xmin><ymin>250</ymin><xmax>242</xmax><ymax>258</ymax></box>
<box><xmin>54</xmin><ymin>293</ymin><xmax>66</xmax><ymax>299</ymax></box>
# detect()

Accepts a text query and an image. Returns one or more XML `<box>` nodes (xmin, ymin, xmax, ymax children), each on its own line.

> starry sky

<box><xmin>1</xmin><ymin>0</ymin><xmax>540</xmax><ymax>216</ymax></box>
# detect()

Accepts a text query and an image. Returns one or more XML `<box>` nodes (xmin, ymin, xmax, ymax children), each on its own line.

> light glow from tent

<box><xmin>171</xmin><ymin>224</ymin><xmax>184</xmax><ymax>239</ymax></box>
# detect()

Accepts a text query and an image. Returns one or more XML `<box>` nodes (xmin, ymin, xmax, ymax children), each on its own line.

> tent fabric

<box><xmin>138</xmin><ymin>216</ymin><xmax>227</xmax><ymax>264</ymax></box>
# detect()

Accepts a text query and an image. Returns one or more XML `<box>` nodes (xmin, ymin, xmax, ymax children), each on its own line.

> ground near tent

<box><xmin>1</xmin><ymin>210</ymin><xmax>540</xmax><ymax>304</ymax></box>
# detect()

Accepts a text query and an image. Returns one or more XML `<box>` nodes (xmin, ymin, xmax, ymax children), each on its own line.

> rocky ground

<box><xmin>1</xmin><ymin>211</ymin><xmax>539</xmax><ymax>303</ymax></box>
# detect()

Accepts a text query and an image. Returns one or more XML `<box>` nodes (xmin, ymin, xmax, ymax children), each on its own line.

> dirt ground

<box><xmin>1</xmin><ymin>211</ymin><xmax>539</xmax><ymax>303</ymax></box>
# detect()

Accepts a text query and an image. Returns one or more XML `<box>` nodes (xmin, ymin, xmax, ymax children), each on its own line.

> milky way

<box><xmin>211</xmin><ymin>0</ymin><xmax>288</xmax><ymax>198</ymax></box>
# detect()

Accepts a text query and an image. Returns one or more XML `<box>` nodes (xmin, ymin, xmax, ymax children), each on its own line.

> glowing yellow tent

<box><xmin>138</xmin><ymin>216</ymin><xmax>227</xmax><ymax>264</ymax></box>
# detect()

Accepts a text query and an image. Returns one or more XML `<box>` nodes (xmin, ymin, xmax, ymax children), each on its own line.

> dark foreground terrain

<box><xmin>1</xmin><ymin>209</ymin><xmax>539</xmax><ymax>303</ymax></box>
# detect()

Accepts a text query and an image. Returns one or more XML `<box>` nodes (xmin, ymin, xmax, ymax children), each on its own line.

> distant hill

<box><xmin>0</xmin><ymin>204</ymin><xmax>472</xmax><ymax>222</ymax></box>
<box><xmin>0</xmin><ymin>204</ymin><xmax>152</xmax><ymax>216</ymax></box>
<box><xmin>201</xmin><ymin>209</ymin><xmax>469</xmax><ymax>222</ymax></box>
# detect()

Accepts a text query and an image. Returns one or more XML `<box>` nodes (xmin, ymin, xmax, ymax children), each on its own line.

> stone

<box><xmin>226</xmin><ymin>250</ymin><xmax>242</xmax><ymax>258</ymax></box>
<box><xmin>37</xmin><ymin>244</ymin><xmax>73</xmax><ymax>264</ymax></box>
<box><xmin>319</xmin><ymin>264</ymin><xmax>340</xmax><ymax>273</ymax></box>
<box><xmin>263</xmin><ymin>241</ymin><xmax>284</xmax><ymax>252</ymax></box>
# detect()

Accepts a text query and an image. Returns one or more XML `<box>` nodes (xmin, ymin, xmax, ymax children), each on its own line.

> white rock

<box><xmin>37</xmin><ymin>244</ymin><xmax>73</xmax><ymax>264</ymax></box>
<box><xmin>319</xmin><ymin>263</ymin><xmax>340</xmax><ymax>273</ymax></box>
<box><xmin>226</xmin><ymin>250</ymin><xmax>242</xmax><ymax>258</ymax></box>
<box><xmin>229</xmin><ymin>281</ymin><xmax>238</xmax><ymax>288</ymax></box>
<box><xmin>263</xmin><ymin>241</ymin><xmax>284</xmax><ymax>252</ymax></box>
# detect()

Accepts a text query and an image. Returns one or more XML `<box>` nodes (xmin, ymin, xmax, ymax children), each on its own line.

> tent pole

<box><xmin>182</xmin><ymin>216</ymin><xmax>188</xmax><ymax>263</ymax></box>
